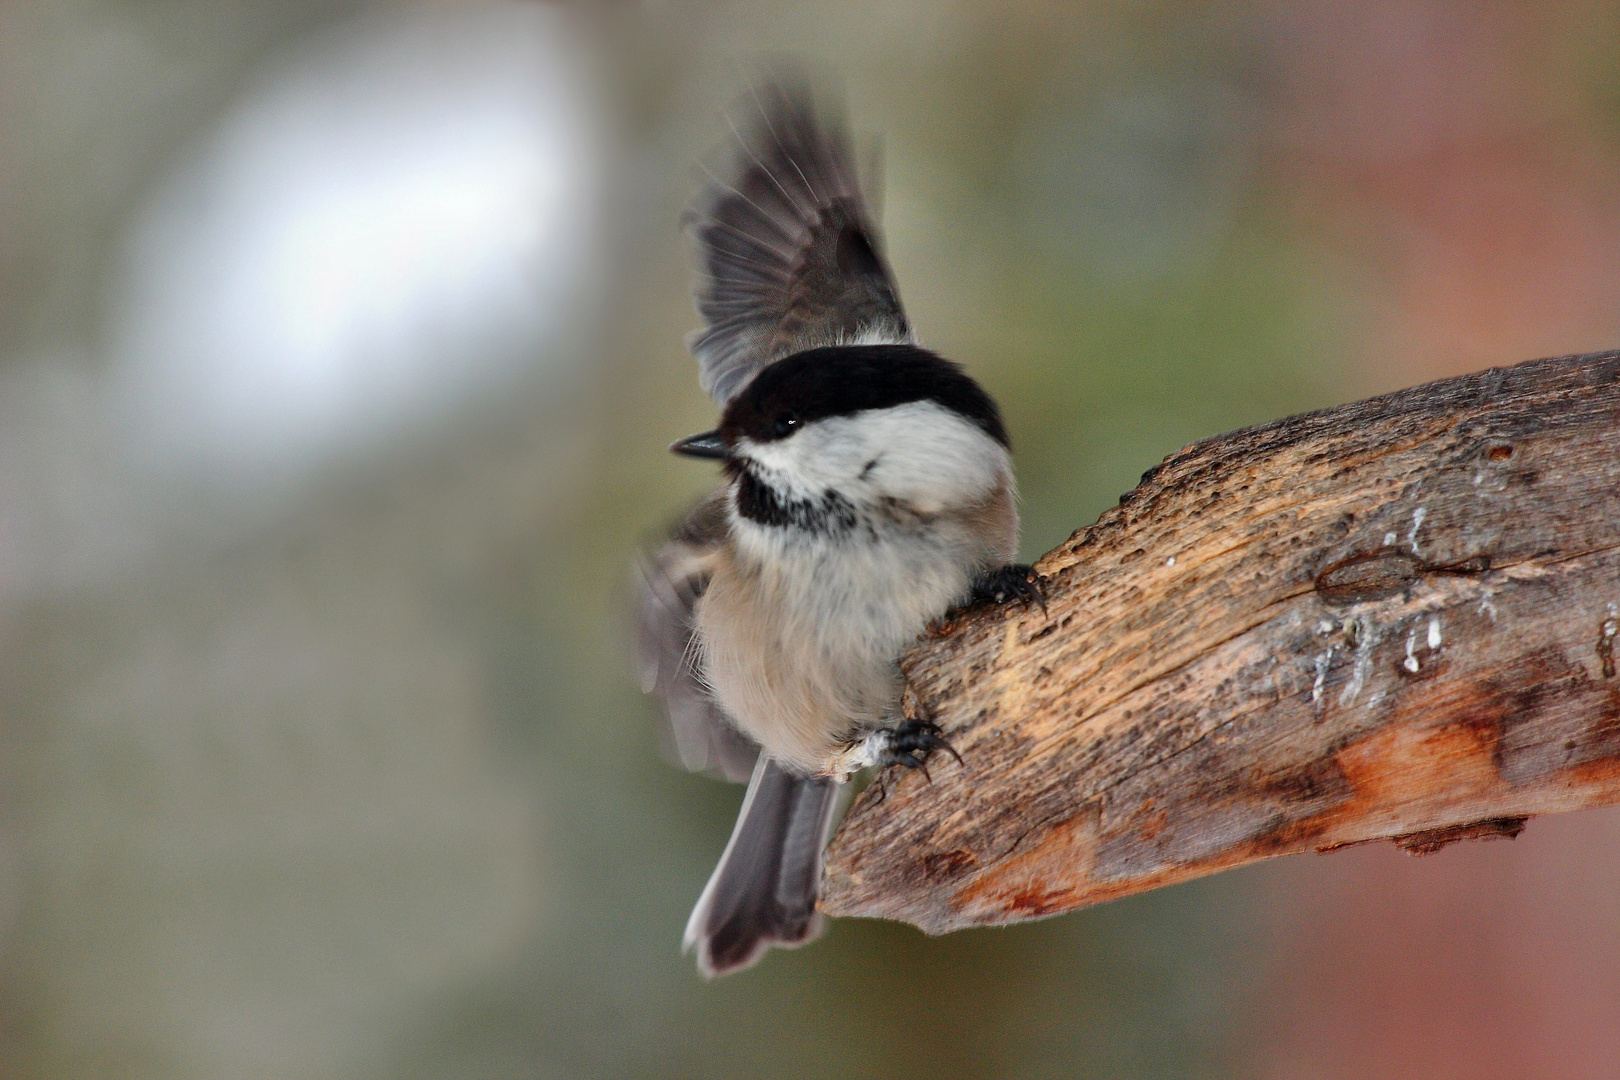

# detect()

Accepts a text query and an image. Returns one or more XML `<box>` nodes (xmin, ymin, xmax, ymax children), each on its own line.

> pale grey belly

<box><xmin>696</xmin><ymin>520</ymin><xmax>990</xmax><ymax>774</ymax></box>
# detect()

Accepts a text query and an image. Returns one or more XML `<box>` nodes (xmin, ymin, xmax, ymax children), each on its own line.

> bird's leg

<box><xmin>826</xmin><ymin>696</ymin><xmax>966</xmax><ymax>786</ymax></box>
<box><xmin>873</xmin><ymin>718</ymin><xmax>964</xmax><ymax>781</ymax></box>
<box><xmin>867</xmin><ymin>693</ymin><xmax>965</xmax><ymax>785</ymax></box>
<box><xmin>966</xmin><ymin>563</ymin><xmax>1045</xmax><ymax>611</ymax></box>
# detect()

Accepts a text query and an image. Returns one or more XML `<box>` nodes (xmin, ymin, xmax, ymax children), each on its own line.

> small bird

<box><xmin>636</xmin><ymin>78</ymin><xmax>1038</xmax><ymax>978</ymax></box>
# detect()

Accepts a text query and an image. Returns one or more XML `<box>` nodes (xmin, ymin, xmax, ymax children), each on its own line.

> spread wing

<box><xmin>634</xmin><ymin>492</ymin><xmax>760</xmax><ymax>783</ymax></box>
<box><xmin>686</xmin><ymin>77</ymin><xmax>911</xmax><ymax>405</ymax></box>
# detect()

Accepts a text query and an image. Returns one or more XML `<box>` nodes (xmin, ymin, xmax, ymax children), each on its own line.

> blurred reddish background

<box><xmin>1241</xmin><ymin>6</ymin><xmax>1620</xmax><ymax>1077</ymax></box>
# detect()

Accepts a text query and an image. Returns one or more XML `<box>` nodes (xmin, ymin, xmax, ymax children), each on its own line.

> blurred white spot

<box><xmin>113</xmin><ymin>4</ymin><xmax>599</xmax><ymax>474</ymax></box>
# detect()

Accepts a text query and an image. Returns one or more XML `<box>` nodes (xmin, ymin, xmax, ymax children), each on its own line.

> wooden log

<box><xmin>821</xmin><ymin>350</ymin><xmax>1620</xmax><ymax>934</ymax></box>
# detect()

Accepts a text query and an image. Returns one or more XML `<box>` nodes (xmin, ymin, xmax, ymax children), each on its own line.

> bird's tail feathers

<box><xmin>683</xmin><ymin>755</ymin><xmax>841</xmax><ymax>978</ymax></box>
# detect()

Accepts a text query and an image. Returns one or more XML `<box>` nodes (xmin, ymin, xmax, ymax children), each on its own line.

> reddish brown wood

<box><xmin>821</xmin><ymin>351</ymin><xmax>1620</xmax><ymax>934</ymax></box>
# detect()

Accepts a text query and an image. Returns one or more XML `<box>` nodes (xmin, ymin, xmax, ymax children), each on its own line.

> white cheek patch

<box><xmin>852</xmin><ymin>401</ymin><xmax>1006</xmax><ymax>513</ymax></box>
<box><xmin>744</xmin><ymin>420</ymin><xmax>871</xmax><ymax>493</ymax></box>
<box><xmin>733</xmin><ymin>436</ymin><xmax>827</xmax><ymax>505</ymax></box>
<box><xmin>737</xmin><ymin>400</ymin><xmax>1007</xmax><ymax>516</ymax></box>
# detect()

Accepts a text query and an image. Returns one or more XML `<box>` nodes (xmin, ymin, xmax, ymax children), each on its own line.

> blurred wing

<box><xmin>634</xmin><ymin>492</ymin><xmax>760</xmax><ymax>783</ymax></box>
<box><xmin>687</xmin><ymin>77</ymin><xmax>911</xmax><ymax>405</ymax></box>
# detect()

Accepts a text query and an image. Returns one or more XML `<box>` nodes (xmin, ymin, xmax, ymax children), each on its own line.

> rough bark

<box><xmin>821</xmin><ymin>350</ymin><xmax>1620</xmax><ymax>934</ymax></box>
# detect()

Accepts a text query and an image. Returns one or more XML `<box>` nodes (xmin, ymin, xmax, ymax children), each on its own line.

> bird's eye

<box><xmin>772</xmin><ymin>411</ymin><xmax>800</xmax><ymax>438</ymax></box>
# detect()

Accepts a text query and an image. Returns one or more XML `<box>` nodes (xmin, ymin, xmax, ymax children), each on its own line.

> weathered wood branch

<box><xmin>822</xmin><ymin>350</ymin><xmax>1620</xmax><ymax>933</ymax></box>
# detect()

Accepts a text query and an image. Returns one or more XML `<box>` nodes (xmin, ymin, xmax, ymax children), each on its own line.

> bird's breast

<box><xmin>695</xmin><ymin>495</ymin><xmax>1009</xmax><ymax>773</ymax></box>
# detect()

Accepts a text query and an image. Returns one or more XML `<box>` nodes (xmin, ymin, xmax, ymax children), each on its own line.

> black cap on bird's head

<box><xmin>669</xmin><ymin>343</ymin><xmax>1008</xmax><ymax>463</ymax></box>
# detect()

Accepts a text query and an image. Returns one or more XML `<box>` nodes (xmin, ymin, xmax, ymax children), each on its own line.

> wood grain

<box><xmin>821</xmin><ymin>350</ymin><xmax>1620</xmax><ymax>934</ymax></box>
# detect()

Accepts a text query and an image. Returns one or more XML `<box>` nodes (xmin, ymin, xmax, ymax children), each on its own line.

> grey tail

<box><xmin>683</xmin><ymin>755</ymin><xmax>841</xmax><ymax>978</ymax></box>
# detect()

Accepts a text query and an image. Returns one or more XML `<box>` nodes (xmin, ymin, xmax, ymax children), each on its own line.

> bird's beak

<box><xmin>669</xmin><ymin>430</ymin><xmax>729</xmax><ymax>460</ymax></box>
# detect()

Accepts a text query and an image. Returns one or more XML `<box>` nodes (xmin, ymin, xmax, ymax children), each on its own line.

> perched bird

<box><xmin>636</xmin><ymin>79</ymin><xmax>1037</xmax><ymax>978</ymax></box>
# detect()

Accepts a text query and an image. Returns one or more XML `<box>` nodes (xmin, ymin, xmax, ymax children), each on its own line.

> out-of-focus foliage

<box><xmin>3</xmin><ymin>3</ymin><xmax>1619</xmax><ymax>1079</ymax></box>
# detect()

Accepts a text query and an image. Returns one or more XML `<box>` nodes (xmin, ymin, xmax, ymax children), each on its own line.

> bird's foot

<box><xmin>860</xmin><ymin>718</ymin><xmax>965</xmax><ymax>804</ymax></box>
<box><xmin>968</xmin><ymin>563</ymin><xmax>1045</xmax><ymax>611</ymax></box>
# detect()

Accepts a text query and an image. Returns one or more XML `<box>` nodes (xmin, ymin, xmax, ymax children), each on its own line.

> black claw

<box><xmin>968</xmin><ymin>564</ymin><xmax>1046</xmax><ymax>612</ymax></box>
<box><xmin>876</xmin><ymin>719</ymin><xmax>964</xmax><ymax>781</ymax></box>
<box><xmin>921</xmin><ymin>730</ymin><xmax>965</xmax><ymax>768</ymax></box>
<box><xmin>895</xmin><ymin>753</ymin><xmax>929</xmax><ymax>781</ymax></box>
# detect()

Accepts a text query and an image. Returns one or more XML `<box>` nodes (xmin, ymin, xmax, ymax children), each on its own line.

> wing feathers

<box><xmin>634</xmin><ymin>493</ymin><xmax>759</xmax><ymax>783</ymax></box>
<box><xmin>687</xmin><ymin>78</ymin><xmax>910</xmax><ymax>405</ymax></box>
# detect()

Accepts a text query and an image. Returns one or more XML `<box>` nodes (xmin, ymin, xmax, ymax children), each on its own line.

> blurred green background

<box><xmin>4</xmin><ymin>2</ymin><xmax>1620</xmax><ymax>1078</ymax></box>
